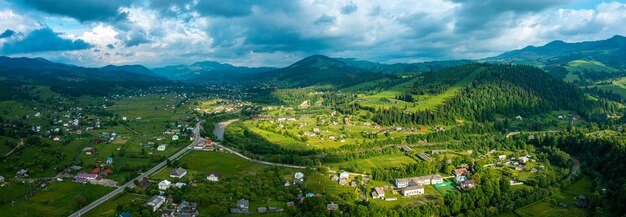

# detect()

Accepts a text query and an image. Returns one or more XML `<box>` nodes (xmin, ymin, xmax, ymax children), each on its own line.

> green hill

<box><xmin>259</xmin><ymin>55</ymin><xmax>385</xmax><ymax>88</ymax></box>
<box><xmin>358</xmin><ymin>64</ymin><xmax>613</xmax><ymax>125</ymax></box>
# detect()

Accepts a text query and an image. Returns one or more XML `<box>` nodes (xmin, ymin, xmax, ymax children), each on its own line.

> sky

<box><xmin>0</xmin><ymin>0</ymin><xmax>625</xmax><ymax>68</ymax></box>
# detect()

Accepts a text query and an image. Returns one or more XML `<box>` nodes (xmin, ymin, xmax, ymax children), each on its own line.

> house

<box><xmin>371</xmin><ymin>186</ymin><xmax>385</xmax><ymax>199</ymax></box>
<box><xmin>394</xmin><ymin>174</ymin><xmax>443</xmax><ymax>187</ymax></box>
<box><xmin>16</xmin><ymin>169</ymin><xmax>28</xmax><ymax>178</ymax></box>
<box><xmin>170</xmin><ymin>167</ymin><xmax>187</xmax><ymax>178</ymax></box>
<box><xmin>0</xmin><ymin>175</ymin><xmax>4</xmax><ymax>183</ymax></box>
<box><xmin>231</xmin><ymin>199</ymin><xmax>250</xmax><ymax>213</ymax></box>
<box><xmin>431</xmin><ymin>149</ymin><xmax>447</xmax><ymax>154</ymax></box>
<box><xmin>305</xmin><ymin>193</ymin><xmax>315</xmax><ymax>198</ymax></box>
<box><xmin>516</xmin><ymin>165</ymin><xmax>524</xmax><ymax>171</ymax></box>
<box><xmin>454</xmin><ymin>175</ymin><xmax>468</xmax><ymax>184</ymax></box>
<box><xmin>157</xmin><ymin>144</ymin><xmax>167</xmax><ymax>151</ymax></box>
<box><xmin>158</xmin><ymin>180</ymin><xmax>172</xmax><ymax>190</ymax></box>
<box><xmin>74</xmin><ymin>173</ymin><xmax>99</xmax><ymax>183</ymax></box>
<box><xmin>498</xmin><ymin>155</ymin><xmax>507</xmax><ymax>160</ymax></box>
<box><xmin>400</xmin><ymin>145</ymin><xmax>413</xmax><ymax>153</ymax></box>
<box><xmin>91</xmin><ymin>168</ymin><xmax>101</xmax><ymax>174</ymax></box>
<box><xmin>294</xmin><ymin>172</ymin><xmax>304</xmax><ymax>180</ymax></box>
<box><xmin>104</xmin><ymin>168</ymin><xmax>113</xmax><ymax>175</ymax></box>
<box><xmin>326</xmin><ymin>203</ymin><xmax>339</xmax><ymax>211</ymax></box>
<box><xmin>519</xmin><ymin>156</ymin><xmax>529</xmax><ymax>164</ymax></box>
<box><xmin>454</xmin><ymin>168</ymin><xmax>469</xmax><ymax>177</ymax></box>
<box><xmin>53</xmin><ymin>135</ymin><xmax>62</xmax><ymax>141</ymax></box>
<box><xmin>145</xmin><ymin>195</ymin><xmax>166</xmax><ymax>212</ymax></box>
<box><xmin>161</xmin><ymin>210</ymin><xmax>174</xmax><ymax>217</ymax></box>
<box><xmin>106</xmin><ymin>157</ymin><xmax>113</xmax><ymax>164</ymax></box>
<box><xmin>177</xmin><ymin>201</ymin><xmax>199</xmax><ymax>216</ymax></box>
<box><xmin>83</xmin><ymin>147</ymin><xmax>96</xmax><ymax>155</ymax></box>
<box><xmin>515</xmin><ymin>115</ymin><xmax>523</xmax><ymax>120</ymax></box>
<box><xmin>402</xmin><ymin>184</ymin><xmax>425</xmax><ymax>196</ymax></box>
<box><xmin>237</xmin><ymin>199</ymin><xmax>249</xmax><ymax>209</ymax></box>
<box><xmin>258</xmin><ymin>207</ymin><xmax>267</xmax><ymax>213</ymax></box>
<box><xmin>339</xmin><ymin>172</ymin><xmax>350</xmax><ymax>180</ymax></box>
<box><xmin>461</xmin><ymin>180</ymin><xmax>476</xmax><ymax>189</ymax></box>
<box><xmin>417</xmin><ymin>153</ymin><xmax>432</xmax><ymax>161</ymax></box>
<box><xmin>206</xmin><ymin>172</ymin><xmax>220</xmax><ymax>182</ymax></box>
<box><xmin>175</xmin><ymin>182</ymin><xmax>187</xmax><ymax>188</ymax></box>
<box><xmin>172</xmin><ymin>135</ymin><xmax>179</xmax><ymax>141</ymax></box>
<box><xmin>510</xmin><ymin>179</ymin><xmax>524</xmax><ymax>185</ymax></box>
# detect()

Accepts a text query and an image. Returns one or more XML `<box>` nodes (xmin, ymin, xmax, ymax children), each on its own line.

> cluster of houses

<box><xmin>144</xmin><ymin>195</ymin><xmax>199</xmax><ymax>216</ymax></box>
<box><xmin>192</xmin><ymin>139</ymin><xmax>214</xmax><ymax>151</ymax></box>
<box><xmin>230</xmin><ymin>198</ymin><xmax>286</xmax><ymax>214</ymax></box>
<box><xmin>453</xmin><ymin>168</ymin><xmax>476</xmax><ymax>189</ymax></box>
<box><xmin>393</xmin><ymin>174</ymin><xmax>444</xmax><ymax>196</ymax></box>
<box><xmin>496</xmin><ymin>154</ymin><xmax>535</xmax><ymax>172</ymax></box>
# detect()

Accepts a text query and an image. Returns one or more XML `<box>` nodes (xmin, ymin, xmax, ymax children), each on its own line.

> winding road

<box><xmin>68</xmin><ymin>121</ymin><xmax>204</xmax><ymax>217</ymax></box>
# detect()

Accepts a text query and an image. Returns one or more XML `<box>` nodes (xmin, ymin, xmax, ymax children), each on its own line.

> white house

<box><xmin>157</xmin><ymin>144</ymin><xmax>167</xmax><ymax>151</ymax></box>
<box><xmin>207</xmin><ymin>172</ymin><xmax>220</xmax><ymax>182</ymax></box>
<box><xmin>145</xmin><ymin>195</ymin><xmax>166</xmax><ymax>212</ymax></box>
<box><xmin>172</xmin><ymin>135</ymin><xmax>179</xmax><ymax>141</ymax></box>
<box><xmin>498</xmin><ymin>155</ymin><xmax>506</xmax><ymax>160</ymax></box>
<box><xmin>371</xmin><ymin>186</ymin><xmax>385</xmax><ymax>199</ymax></box>
<box><xmin>170</xmin><ymin>168</ymin><xmax>187</xmax><ymax>178</ymax></box>
<box><xmin>402</xmin><ymin>184</ymin><xmax>424</xmax><ymax>196</ymax></box>
<box><xmin>158</xmin><ymin>180</ymin><xmax>171</xmax><ymax>190</ymax></box>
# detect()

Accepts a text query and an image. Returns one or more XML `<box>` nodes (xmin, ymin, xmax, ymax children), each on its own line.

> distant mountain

<box><xmin>338</xmin><ymin>58</ymin><xmax>473</xmax><ymax>74</ymax></box>
<box><xmin>259</xmin><ymin>55</ymin><xmax>385</xmax><ymax>88</ymax></box>
<box><xmin>489</xmin><ymin>35</ymin><xmax>626</xmax><ymax>83</ymax></box>
<box><xmin>100</xmin><ymin>64</ymin><xmax>158</xmax><ymax>77</ymax></box>
<box><xmin>0</xmin><ymin>56</ymin><xmax>73</xmax><ymax>71</ymax></box>
<box><xmin>0</xmin><ymin>56</ymin><xmax>167</xmax><ymax>96</ymax></box>
<box><xmin>152</xmin><ymin>61</ymin><xmax>274</xmax><ymax>81</ymax></box>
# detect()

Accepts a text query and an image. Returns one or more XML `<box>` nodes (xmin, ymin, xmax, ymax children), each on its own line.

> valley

<box><xmin>1</xmin><ymin>36</ymin><xmax>626</xmax><ymax>217</ymax></box>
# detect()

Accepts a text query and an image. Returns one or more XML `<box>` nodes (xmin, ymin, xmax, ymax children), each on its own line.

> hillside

<box><xmin>100</xmin><ymin>64</ymin><xmax>159</xmax><ymax>77</ymax></box>
<box><xmin>0</xmin><ymin>56</ymin><xmax>167</xmax><ymax>97</ymax></box>
<box><xmin>354</xmin><ymin>64</ymin><xmax>613</xmax><ymax>126</ymax></box>
<box><xmin>489</xmin><ymin>35</ymin><xmax>626</xmax><ymax>83</ymax></box>
<box><xmin>259</xmin><ymin>55</ymin><xmax>385</xmax><ymax>88</ymax></box>
<box><xmin>152</xmin><ymin>61</ymin><xmax>274</xmax><ymax>81</ymax></box>
<box><xmin>339</xmin><ymin>58</ymin><xmax>473</xmax><ymax>74</ymax></box>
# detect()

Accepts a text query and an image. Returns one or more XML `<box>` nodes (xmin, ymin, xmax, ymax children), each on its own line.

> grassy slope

<box><xmin>514</xmin><ymin>176</ymin><xmax>592</xmax><ymax>217</ymax></box>
<box><xmin>356</xmin><ymin>67</ymin><xmax>482</xmax><ymax>112</ymax></box>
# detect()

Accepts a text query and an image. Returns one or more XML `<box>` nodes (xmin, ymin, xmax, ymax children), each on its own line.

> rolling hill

<box><xmin>152</xmin><ymin>61</ymin><xmax>274</xmax><ymax>81</ymax></box>
<box><xmin>489</xmin><ymin>35</ymin><xmax>626</xmax><ymax>83</ymax></box>
<box><xmin>0</xmin><ymin>56</ymin><xmax>168</xmax><ymax>97</ymax></box>
<box><xmin>259</xmin><ymin>54</ymin><xmax>385</xmax><ymax>88</ymax></box>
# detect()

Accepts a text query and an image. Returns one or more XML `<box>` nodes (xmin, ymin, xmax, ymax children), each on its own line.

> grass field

<box><xmin>327</xmin><ymin>154</ymin><xmax>417</xmax><ymax>173</ymax></box>
<box><xmin>356</xmin><ymin>67</ymin><xmax>481</xmax><ymax>112</ymax></box>
<box><xmin>83</xmin><ymin>193</ymin><xmax>150</xmax><ymax>217</ymax></box>
<box><xmin>0</xmin><ymin>182</ymin><xmax>112</xmax><ymax>217</ymax></box>
<box><xmin>514</xmin><ymin>176</ymin><xmax>592</xmax><ymax>217</ymax></box>
<box><xmin>152</xmin><ymin>151</ymin><xmax>271</xmax><ymax>180</ymax></box>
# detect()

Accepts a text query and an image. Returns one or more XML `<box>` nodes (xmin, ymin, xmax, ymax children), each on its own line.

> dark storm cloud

<box><xmin>340</xmin><ymin>2</ymin><xmax>358</xmax><ymax>15</ymax></box>
<box><xmin>1</xmin><ymin>28</ymin><xmax>91</xmax><ymax>54</ymax></box>
<box><xmin>19</xmin><ymin>0</ymin><xmax>133</xmax><ymax>22</ymax></box>
<box><xmin>0</xmin><ymin>29</ymin><xmax>15</xmax><ymax>38</ymax></box>
<box><xmin>314</xmin><ymin>14</ymin><xmax>337</xmax><ymax>25</ymax></box>
<box><xmin>451</xmin><ymin>0</ymin><xmax>572</xmax><ymax>33</ymax></box>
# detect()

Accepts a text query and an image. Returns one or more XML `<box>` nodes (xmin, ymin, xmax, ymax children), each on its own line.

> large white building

<box><xmin>145</xmin><ymin>195</ymin><xmax>166</xmax><ymax>212</ymax></box>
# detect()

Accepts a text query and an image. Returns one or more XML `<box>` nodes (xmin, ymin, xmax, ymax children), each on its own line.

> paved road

<box><xmin>68</xmin><ymin>121</ymin><xmax>204</xmax><ymax>217</ymax></box>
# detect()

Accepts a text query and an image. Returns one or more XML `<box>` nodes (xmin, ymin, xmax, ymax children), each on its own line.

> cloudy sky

<box><xmin>0</xmin><ymin>0</ymin><xmax>625</xmax><ymax>68</ymax></box>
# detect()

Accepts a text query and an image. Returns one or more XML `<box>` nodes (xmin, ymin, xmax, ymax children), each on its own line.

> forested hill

<box><xmin>367</xmin><ymin>64</ymin><xmax>616</xmax><ymax>126</ymax></box>
<box><xmin>258</xmin><ymin>55</ymin><xmax>385</xmax><ymax>88</ymax></box>
<box><xmin>0</xmin><ymin>56</ymin><xmax>169</xmax><ymax>98</ymax></box>
<box><xmin>488</xmin><ymin>35</ymin><xmax>626</xmax><ymax>83</ymax></box>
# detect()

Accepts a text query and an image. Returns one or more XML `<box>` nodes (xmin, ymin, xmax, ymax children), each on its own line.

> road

<box><xmin>68</xmin><ymin>121</ymin><xmax>204</xmax><ymax>217</ymax></box>
<box><xmin>567</xmin><ymin>155</ymin><xmax>581</xmax><ymax>180</ymax></box>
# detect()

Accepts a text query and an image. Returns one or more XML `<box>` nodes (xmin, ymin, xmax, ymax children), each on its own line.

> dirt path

<box><xmin>4</xmin><ymin>138</ymin><xmax>23</xmax><ymax>157</ymax></box>
<box><xmin>567</xmin><ymin>155</ymin><xmax>580</xmax><ymax>180</ymax></box>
